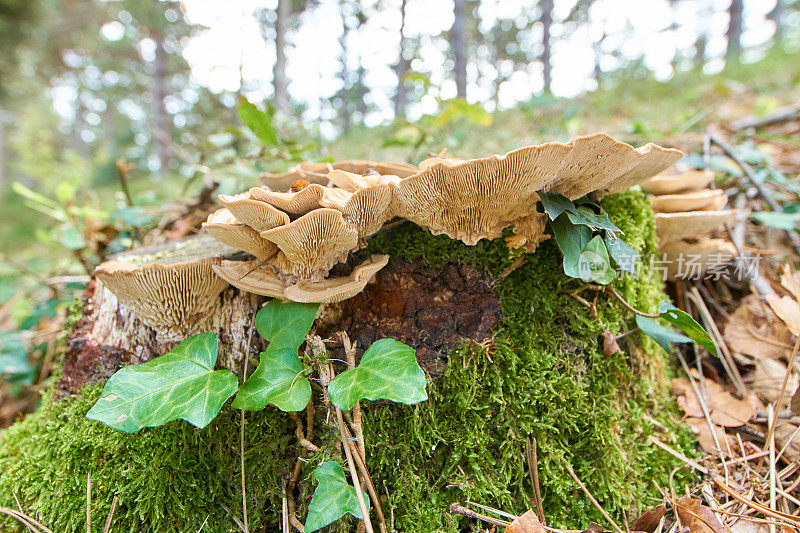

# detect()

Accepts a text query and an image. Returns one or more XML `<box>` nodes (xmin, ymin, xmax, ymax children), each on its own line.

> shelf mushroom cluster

<box><xmin>94</xmin><ymin>133</ymin><xmax>682</xmax><ymax>339</ymax></box>
<box><xmin>643</xmin><ymin>169</ymin><xmax>738</xmax><ymax>280</ymax></box>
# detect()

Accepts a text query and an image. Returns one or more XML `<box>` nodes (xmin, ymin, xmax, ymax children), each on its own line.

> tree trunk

<box><xmin>273</xmin><ymin>0</ymin><xmax>290</xmax><ymax>114</ymax></box>
<box><xmin>338</xmin><ymin>0</ymin><xmax>351</xmax><ymax>133</ymax></box>
<box><xmin>451</xmin><ymin>0</ymin><xmax>467</xmax><ymax>98</ymax></box>
<box><xmin>0</xmin><ymin>109</ymin><xmax>5</xmax><ymax>191</ymax></box>
<box><xmin>694</xmin><ymin>32</ymin><xmax>707</xmax><ymax>70</ymax></box>
<box><xmin>393</xmin><ymin>0</ymin><xmax>409</xmax><ymax>120</ymax></box>
<box><xmin>726</xmin><ymin>0</ymin><xmax>743</xmax><ymax>66</ymax></box>
<box><xmin>541</xmin><ymin>0</ymin><xmax>554</xmax><ymax>94</ymax></box>
<box><xmin>768</xmin><ymin>0</ymin><xmax>784</xmax><ymax>47</ymax></box>
<box><xmin>151</xmin><ymin>32</ymin><xmax>171</xmax><ymax>175</ymax></box>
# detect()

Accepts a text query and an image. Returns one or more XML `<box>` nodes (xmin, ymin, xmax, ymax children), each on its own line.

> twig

<box><xmin>340</xmin><ymin>331</ymin><xmax>366</xmax><ymax>460</ymax></box>
<box><xmin>564</xmin><ymin>463</ymin><xmax>624</xmax><ymax>533</ymax></box>
<box><xmin>115</xmin><ymin>159</ymin><xmax>134</xmax><ymax>207</ymax></box>
<box><xmin>714</xmin><ymin>476</ymin><xmax>800</xmax><ymax>525</ymax></box>
<box><xmin>335</xmin><ymin>407</ymin><xmax>374</xmax><ymax>533</ymax></box>
<box><xmin>341</xmin><ymin>420</ymin><xmax>388</xmax><ymax>533</ymax></box>
<box><xmin>648</xmin><ymin>436</ymin><xmax>709</xmax><ymax>475</ymax></box>
<box><xmin>291</xmin><ymin>412</ymin><xmax>321</xmax><ymax>452</ymax></box>
<box><xmin>768</xmin><ymin>406</ymin><xmax>777</xmax><ymax>533</ymax></box>
<box><xmin>239</xmin><ymin>320</ymin><xmax>255</xmax><ymax>533</ymax></box>
<box><xmin>103</xmin><ymin>495</ymin><xmax>117</xmax><ymax>533</ymax></box>
<box><xmin>448</xmin><ymin>503</ymin><xmax>511</xmax><ymax>528</ymax></box>
<box><xmin>731</xmin><ymin>106</ymin><xmax>800</xmax><ymax>131</ymax></box>
<box><xmin>86</xmin><ymin>472</ymin><xmax>91</xmax><ymax>533</ymax></box>
<box><xmin>0</xmin><ymin>507</ymin><xmax>53</xmax><ymax>533</ymax></box>
<box><xmin>708</xmin><ymin>131</ymin><xmax>800</xmax><ymax>257</ymax></box>
<box><xmin>606</xmin><ymin>285</ymin><xmax>659</xmax><ymax>318</ymax></box>
<box><xmin>526</xmin><ymin>436</ymin><xmax>546</xmax><ymax>525</ymax></box>
<box><xmin>764</xmin><ymin>336</ymin><xmax>800</xmax><ymax>453</ymax></box>
<box><xmin>289</xmin><ymin>514</ymin><xmax>305</xmax><ymax>533</ymax></box>
<box><xmin>282</xmin><ymin>481</ymin><xmax>289</xmax><ymax>533</ymax></box>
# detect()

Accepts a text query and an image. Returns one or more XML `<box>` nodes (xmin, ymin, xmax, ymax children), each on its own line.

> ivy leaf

<box><xmin>578</xmin><ymin>235</ymin><xmax>616</xmax><ymax>285</ymax></box>
<box><xmin>751</xmin><ymin>211</ymin><xmax>800</xmax><ymax>231</ymax></box>
<box><xmin>551</xmin><ymin>214</ymin><xmax>593</xmax><ymax>278</ymax></box>
<box><xmin>566</xmin><ymin>207</ymin><xmax>622</xmax><ymax>233</ymax></box>
<box><xmin>232</xmin><ymin>345</ymin><xmax>311</xmax><ymax>412</ymax></box>
<box><xmin>658</xmin><ymin>301</ymin><xmax>719</xmax><ymax>357</ymax></box>
<box><xmin>237</xmin><ymin>97</ymin><xmax>278</xmax><ymax>146</ymax></box>
<box><xmin>305</xmin><ymin>462</ymin><xmax>369</xmax><ymax>533</ymax></box>
<box><xmin>255</xmin><ymin>300</ymin><xmax>319</xmax><ymax>351</ymax></box>
<box><xmin>539</xmin><ymin>191</ymin><xmax>576</xmax><ymax>220</ymax></box>
<box><xmin>86</xmin><ymin>333</ymin><xmax>237</xmax><ymax>433</ymax></box>
<box><xmin>604</xmin><ymin>233</ymin><xmax>640</xmax><ymax>274</ymax></box>
<box><xmin>635</xmin><ymin>315</ymin><xmax>692</xmax><ymax>352</ymax></box>
<box><xmin>328</xmin><ymin>339</ymin><xmax>427</xmax><ymax>411</ymax></box>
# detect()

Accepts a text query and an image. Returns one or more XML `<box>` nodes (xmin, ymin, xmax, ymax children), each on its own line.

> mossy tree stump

<box><xmin>0</xmin><ymin>191</ymin><xmax>694</xmax><ymax>532</ymax></box>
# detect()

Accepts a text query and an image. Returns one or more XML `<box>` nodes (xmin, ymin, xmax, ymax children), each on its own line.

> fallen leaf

<box><xmin>791</xmin><ymin>387</ymin><xmax>800</xmax><ymax>416</ymax></box>
<box><xmin>750</xmin><ymin>358</ymin><xmax>798</xmax><ymax>405</ymax></box>
<box><xmin>766</xmin><ymin>294</ymin><xmax>800</xmax><ymax>337</ymax></box>
<box><xmin>672</xmin><ymin>374</ymin><xmax>761</xmax><ymax>427</ymax></box>
<box><xmin>725</xmin><ymin>295</ymin><xmax>793</xmax><ymax>359</ymax></box>
<box><xmin>675</xmin><ymin>497</ymin><xmax>724</xmax><ymax>533</ymax></box>
<box><xmin>684</xmin><ymin>417</ymin><xmax>736</xmax><ymax>456</ymax></box>
<box><xmin>603</xmin><ymin>330</ymin><xmax>620</xmax><ymax>356</ymax></box>
<box><xmin>774</xmin><ymin>421</ymin><xmax>800</xmax><ymax>463</ymax></box>
<box><xmin>507</xmin><ymin>510</ymin><xmax>545</xmax><ymax>533</ymax></box>
<box><xmin>780</xmin><ymin>264</ymin><xmax>800</xmax><ymax>302</ymax></box>
<box><xmin>729</xmin><ymin>520</ymin><xmax>770</xmax><ymax>533</ymax></box>
<box><xmin>632</xmin><ymin>505</ymin><xmax>667</xmax><ymax>533</ymax></box>
<box><xmin>582</xmin><ymin>523</ymin><xmax>604</xmax><ymax>533</ymax></box>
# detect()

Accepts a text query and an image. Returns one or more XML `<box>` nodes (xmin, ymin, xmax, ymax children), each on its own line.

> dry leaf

<box><xmin>750</xmin><ymin>358</ymin><xmax>798</xmax><ymax>405</ymax></box>
<box><xmin>766</xmin><ymin>294</ymin><xmax>800</xmax><ymax>337</ymax></box>
<box><xmin>604</xmin><ymin>330</ymin><xmax>621</xmax><ymax>356</ymax></box>
<box><xmin>684</xmin><ymin>417</ymin><xmax>735</xmax><ymax>456</ymax></box>
<box><xmin>507</xmin><ymin>510</ymin><xmax>545</xmax><ymax>533</ymax></box>
<box><xmin>729</xmin><ymin>520</ymin><xmax>770</xmax><ymax>533</ymax></box>
<box><xmin>725</xmin><ymin>295</ymin><xmax>793</xmax><ymax>359</ymax></box>
<box><xmin>675</xmin><ymin>497</ymin><xmax>725</xmax><ymax>533</ymax></box>
<box><xmin>672</xmin><ymin>374</ymin><xmax>761</xmax><ymax>427</ymax></box>
<box><xmin>774</xmin><ymin>421</ymin><xmax>800</xmax><ymax>463</ymax></box>
<box><xmin>791</xmin><ymin>387</ymin><xmax>800</xmax><ymax>416</ymax></box>
<box><xmin>780</xmin><ymin>264</ymin><xmax>800</xmax><ymax>302</ymax></box>
<box><xmin>632</xmin><ymin>505</ymin><xmax>667</xmax><ymax>533</ymax></box>
<box><xmin>582</xmin><ymin>523</ymin><xmax>604</xmax><ymax>533</ymax></box>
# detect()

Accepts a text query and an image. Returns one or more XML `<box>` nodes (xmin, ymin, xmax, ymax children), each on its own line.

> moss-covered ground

<box><xmin>0</xmin><ymin>190</ymin><xmax>696</xmax><ymax>532</ymax></box>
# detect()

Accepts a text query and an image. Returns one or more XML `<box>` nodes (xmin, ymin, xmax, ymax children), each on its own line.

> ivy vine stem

<box><xmin>605</xmin><ymin>285</ymin><xmax>660</xmax><ymax>318</ymax></box>
<box><xmin>334</xmin><ymin>406</ymin><xmax>375</xmax><ymax>533</ymax></box>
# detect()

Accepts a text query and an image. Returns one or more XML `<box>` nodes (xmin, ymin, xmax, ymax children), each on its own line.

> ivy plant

<box><xmin>86</xmin><ymin>333</ymin><xmax>238</xmax><ymax>433</ymax></box>
<box><xmin>305</xmin><ymin>462</ymin><xmax>370</xmax><ymax>533</ymax></box>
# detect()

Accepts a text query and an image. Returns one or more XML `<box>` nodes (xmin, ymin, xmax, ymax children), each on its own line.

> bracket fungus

<box><xmin>641</xmin><ymin>169</ymin><xmax>715</xmax><ymax>195</ymax></box>
<box><xmin>95</xmin><ymin>256</ymin><xmax>230</xmax><ymax>341</ymax></box>
<box><xmin>655</xmin><ymin>210</ymin><xmax>737</xmax><ymax>244</ymax></box>
<box><xmin>201</xmin><ymin>208</ymin><xmax>277</xmax><ymax>260</ymax></box>
<box><xmin>261</xmin><ymin>159</ymin><xmax>418</xmax><ymax>191</ymax></box>
<box><xmin>650</xmin><ymin>189</ymin><xmax>727</xmax><ymax>213</ymax></box>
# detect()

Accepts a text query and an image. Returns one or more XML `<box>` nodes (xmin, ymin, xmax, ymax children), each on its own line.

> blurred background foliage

<box><xmin>0</xmin><ymin>0</ymin><xmax>799</xmax><ymax>395</ymax></box>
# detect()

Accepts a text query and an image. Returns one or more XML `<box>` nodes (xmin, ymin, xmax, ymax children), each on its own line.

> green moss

<box><xmin>0</xmin><ymin>190</ymin><xmax>695</xmax><ymax>532</ymax></box>
<box><xmin>0</xmin><ymin>383</ymin><xmax>294</xmax><ymax>532</ymax></box>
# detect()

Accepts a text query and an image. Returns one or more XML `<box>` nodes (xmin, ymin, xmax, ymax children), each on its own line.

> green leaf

<box><xmin>539</xmin><ymin>191</ymin><xmax>576</xmax><ymax>220</ymax></box>
<box><xmin>751</xmin><ymin>211</ymin><xmax>800</xmax><ymax>231</ymax></box>
<box><xmin>86</xmin><ymin>333</ymin><xmax>237</xmax><ymax>433</ymax></box>
<box><xmin>635</xmin><ymin>315</ymin><xmax>692</xmax><ymax>352</ymax></box>
<box><xmin>255</xmin><ymin>300</ymin><xmax>319</xmax><ymax>350</ymax></box>
<box><xmin>328</xmin><ymin>339</ymin><xmax>427</xmax><ymax>411</ymax></box>
<box><xmin>658</xmin><ymin>301</ymin><xmax>718</xmax><ymax>357</ymax></box>
<box><xmin>305</xmin><ymin>461</ymin><xmax>368</xmax><ymax>533</ymax></box>
<box><xmin>566</xmin><ymin>207</ymin><xmax>622</xmax><ymax>233</ymax></box>
<box><xmin>0</xmin><ymin>331</ymin><xmax>35</xmax><ymax>385</ymax></box>
<box><xmin>237</xmin><ymin>97</ymin><xmax>278</xmax><ymax>146</ymax></box>
<box><xmin>577</xmin><ymin>235</ymin><xmax>616</xmax><ymax>285</ymax></box>
<box><xmin>604</xmin><ymin>233</ymin><xmax>640</xmax><ymax>274</ymax></box>
<box><xmin>232</xmin><ymin>345</ymin><xmax>311</xmax><ymax>412</ymax></box>
<box><xmin>551</xmin><ymin>214</ymin><xmax>593</xmax><ymax>278</ymax></box>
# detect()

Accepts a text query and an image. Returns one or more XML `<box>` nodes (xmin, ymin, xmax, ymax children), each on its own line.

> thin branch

<box><xmin>564</xmin><ymin>463</ymin><xmax>624</xmax><ymax>533</ymax></box>
<box><xmin>103</xmin><ymin>495</ymin><xmax>117</xmax><ymax>533</ymax></box>
<box><xmin>239</xmin><ymin>318</ymin><xmax>255</xmax><ymax>533</ymax></box>
<box><xmin>606</xmin><ymin>285</ymin><xmax>659</xmax><ymax>318</ymax></box>
<box><xmin>335</xmin><ymin>408</ymin><xmax>375</xmax><ymax>533</ymax></box>
<box><xmin>341</xmin><ymin>420</ymin><xmax>388</xmax><ymax>533</ymax></box>
<box><xmin>526</xmin><ymin>437</ymin><xmax>546</xmax><ymax>525</ymax></box>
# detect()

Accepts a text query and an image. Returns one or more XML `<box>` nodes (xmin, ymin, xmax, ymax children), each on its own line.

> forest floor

<box><xmin>1</xmin><ymin>49</ymin><xmax>800</xmax><ymax>531</ymax></box>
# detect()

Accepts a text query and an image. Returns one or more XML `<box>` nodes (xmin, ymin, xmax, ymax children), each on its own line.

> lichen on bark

<box><xmin>0</xmin><ymin>190</ymin><xmax>695</xmax><ymax>532</ymax></box>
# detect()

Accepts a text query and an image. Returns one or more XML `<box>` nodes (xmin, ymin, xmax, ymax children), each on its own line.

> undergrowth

<box><xmin>0</xmin><ymin>190</ymin><xmax>696</xmax><ymax>531</ymax></box>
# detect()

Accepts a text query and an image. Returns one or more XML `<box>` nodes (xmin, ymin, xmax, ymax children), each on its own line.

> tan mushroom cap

<box><xmin>249</xmin><ymin>184</ymin><xmax>353</xmax><ymax>215</ymax></box>
<box><xmin>262</xmin><ymin>160</ymin><xmax>417</xmax><ymax>191</ymax></box>
<box><xmin>218</xmin><ymin>194</ymin><xmax>290</xmax><ymax>233</ymax></box>
<box><xmin>641</xmin><ymin>170</ymin><xmax>714</xmax><ymax>195</ymax></box>
<box><xmin>212</xmin><ymin>254</ymin><xmax>389</xmax><ymax>303</ymax></box>
<box><xmin>651</xmin><ymin>189</ymin><xmax>727</xmax><ymax>213</ymax></box>
<box><xmin>392</xmin><ymin>133</ymin><xmax>680</xmax><ymax>246</ymax></box>
<box><xmin>202</xmin><ymin>208</ymin><xmax>277</xmax><ymax>259</ymax></box>
<box><xmin>507</xmin><ymin>212</ymin><xmax>550</xmax><ymax>252</ymax></box>
<box><xmin>261</xmin><ymin>208</ymin><xmax>359</xmax><ymax>281</ymax></box>
<box><xmin>660</xmin><ymin>239</ymin><xmax>738</xmax><ymax>280</ymax></box>
<box><xmin>655</xmin><ymin>210</ymin><xmax>737</xmax><ymax>244</ymax></box>
<box><xmin>327</xmin><ymin>169</ymin><xmax>402</xmax><ymax>191</ymax></box>
<box><xmin>95</xmin><ymin>257</ymin><xmax>229</xmax><ymax>339</ymax></box>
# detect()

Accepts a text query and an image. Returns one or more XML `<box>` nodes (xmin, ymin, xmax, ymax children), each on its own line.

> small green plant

<box><xmin>87</xmin><ymin>299</ymin><xmax>427</xmax><ymax>531</ymax></box>
<box><xmin>542</xmin><ymin>192</ymin><xmax>717</xmax><ymax>356</ymax></box>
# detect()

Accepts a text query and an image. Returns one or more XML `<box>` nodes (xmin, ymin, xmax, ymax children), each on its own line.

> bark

<box><xmin>273</xmin><ymin>0</ymin><xmax>290</xmax><ymax>114</ymax></box>
<box><xmin>151</xmin><ymin>32</ymin><xmax>171</xmax><ymax>175</ymax></box>
<box><xmin>451</xmin><ymin>0</ymin><xmax>467</xmax><ymax>98</ymax></box>
<box><xmin>393</xmin><ymin>0</ymin><xmax>408</xmax><ymax>120</ymax></box>
<box><xmin>725</xmin><ymin>0</ymin><xmax>743</xmax><ymax>65</ymax></box>
<box><xmin>540</xmin><ymin>0</ymin><xmax>554</xmax><ymax>94</ymax></box>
